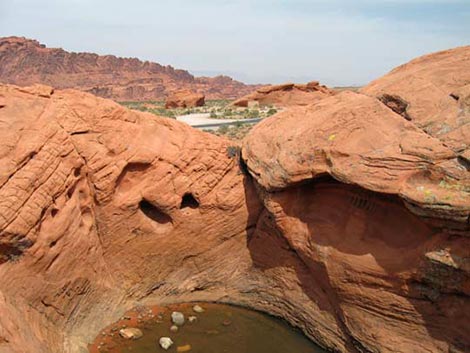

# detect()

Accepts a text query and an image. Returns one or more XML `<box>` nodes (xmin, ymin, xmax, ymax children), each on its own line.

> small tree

<box><xmin>267</xmin><ymin>108</ymin><xmax>278</xmax><ymax>116</ymax></box>
<box><xmin>218</xmin><ymin>125</ymin><xmax>229</xmax><ymax>134</ymax></box>
<box><xmin>247</xmin><ymin>109</ymin><xmax>259</xmax><ymax>119</ymax></box>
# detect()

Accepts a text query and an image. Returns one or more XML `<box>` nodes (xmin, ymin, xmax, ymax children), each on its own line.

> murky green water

<box><xmin>90</xmin><ymin>303</ymin><xmax>327</xmax><ymax>353</ymax></box>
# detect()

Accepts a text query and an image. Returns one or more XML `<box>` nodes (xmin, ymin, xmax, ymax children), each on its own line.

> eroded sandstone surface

<box><xmin>361</xmin><ymin>45</ymin><xmax>470</xmax><ymax>159</ymax></box>
<box><xmin>242</xmin><ymin>47</ymin><xmax>470</xmax><ymax>352</ymax></box>
<box><xmin>232</xmin><ymin>81</ymin><xmax>334</xmax><ymax>108</ymax></box>
<box><xmin>243</xmin><ymin>91</ymin><xmax>470</xmax><ymax>353</ymax></box>
<box><xmin>0</xmin><ymin>83</ymin><xmax>265</xmax><ymax>353</ymax></box>
<box><xmin>0</xmin><ymin>37</ymin><xmax>259</xmax><ymax>101</ymax></box>
<box><xmin>0</xmin><ymin>45</ymin><xmax>469</xmax><ymax>353</ymax></box>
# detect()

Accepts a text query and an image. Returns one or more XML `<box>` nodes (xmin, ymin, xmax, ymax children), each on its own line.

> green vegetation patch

<box><xmin>118</xmin><ymin>100</ymin><xmax>280</xmax><ymax>120</ymax></box>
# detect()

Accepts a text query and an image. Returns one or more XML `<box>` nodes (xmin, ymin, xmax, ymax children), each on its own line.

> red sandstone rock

<box><xmin>0</xmin><ymin>84</ymin><xmax>262</xmax><ymax>353</ymax></box>
<box><xmin>361</xmin><ymin>45</ymin><xmax>470</xmax><ymax>158</ymax></box>
<box><xmin>242</xmin><ymin>61</ymin><xmax>470</xmax><ymax>352</ymax></box>
<box><xmin>243</xmin><ymin>91</ymin><xmax>469</xmax><ymax>224</ymax></box>
<box><xmin>1</xmin><ymin>46</ymin><xmax>470</xmax><ymax>353</ymax></box>
<box><xmin>165</xmin><ymin>90</ymin><xmax>205</xmax><ymax>109</ymax></box>
<box><xmin>248</xmin><ymin>180</ymin><xmax>469</xmax><ymax>353</ymax></box>
<box><xmin>232</xmin><ymin>81</ymin><xmax>334</xmax><ymax>107</ymax></box>
<box><xmin>0</xmin><ymin>37</ymin><xmax>260</xmax><ymax>101</ymax></box>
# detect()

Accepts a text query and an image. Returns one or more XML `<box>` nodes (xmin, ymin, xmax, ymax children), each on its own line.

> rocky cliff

<box><xmin>0</xmin><ymin>37</ymin><xmax>259</xmax><ymax>101</ymax></box>
<box><xmin>0</xmin><ymin>46</ymin><xmax>469</xmax><ymax>353</ymax></box>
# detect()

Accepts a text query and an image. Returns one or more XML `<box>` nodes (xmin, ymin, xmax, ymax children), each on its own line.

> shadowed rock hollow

<box><xmin>0</xmin><ymin>46</ymin><xmax>469</xmax><ymax>353</ymax></box>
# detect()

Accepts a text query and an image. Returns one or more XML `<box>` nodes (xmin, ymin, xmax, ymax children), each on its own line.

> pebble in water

<box><xmin>192</xmin><ymin>305</ymin><xmax>204</xmax><ymax>313</ymax></box>
<box><xmin>188</xmin><ymin>316</ymin><xmax>197</xmax><ymax>323</ymax></box>
<box><xmin>222</xmin><ymin>319</ymin><xmax>232</xmax><ymax>326</ymax></box>
<box><xmin>171</xmin><ymin>311</ymin><xmax>185</xmax><ymax>326</ymax></box>
<box><xmin>118</xmin><ymin>328</ymin><xmax>143</xmax><ymax>340</ymax></box>
<box><xmin>177</xmin><ymin>344</ymin><xmax>192</xmax><ymax>352</ymax></box>
<box><xmin>159</xmin><ymin>337</ymin><xmax>174</xmax><ymax>350</ymax></box>
<box><xmin>91</xmin><ymin>303</ymin><xmax>328</xmax><ymax>353</ymax></box>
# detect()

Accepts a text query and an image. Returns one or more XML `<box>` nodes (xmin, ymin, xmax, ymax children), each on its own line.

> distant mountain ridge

<box><xmin>0</xmin><ymin>36</ymin><xmax>260</xmax><ymax>101</ymax></box>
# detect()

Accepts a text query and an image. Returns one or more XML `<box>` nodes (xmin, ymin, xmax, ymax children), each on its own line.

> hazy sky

<box><xmin>1</xmin><ymin>0</ymin><xmax>469</xmax><ymax>86</ymax></box>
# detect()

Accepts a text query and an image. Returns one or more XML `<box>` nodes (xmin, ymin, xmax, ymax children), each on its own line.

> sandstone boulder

<box><xmin>243</xmin><ymin>91</ymin><xmax>469</xmax><ymax>225</ymax></box>
<box><xmin>232</xmin><ymin>81</ymin><xmax>333</xmax><ymax>108</ymax></box>
<box><xmin>165</xmin><ymin>90</ymin><xmax>205</xmax><ymax>109</ymax></box>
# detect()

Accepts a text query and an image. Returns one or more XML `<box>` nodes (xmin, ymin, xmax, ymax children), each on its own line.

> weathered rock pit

<box><xmin>0</xmin><ymin>45</ymin><xmax>469</xmax><ymax>353</ymax></box>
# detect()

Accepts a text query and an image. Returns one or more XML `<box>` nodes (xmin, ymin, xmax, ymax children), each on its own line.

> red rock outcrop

<box><xmin>165</xmin><ymin>90</ymin><xmax>205</xmax><ymax>109</ymax></box>
<box><xmin>242</xmin><ymin>55</ymin><xmax>470</xmax><ymax>351</ymax></box>
<box><xmin>0</xmin><ymin>83</ymin><xmax>265</xmax><ymax>353</ymax></box>
<box><xmin>0</xmin><ymin>37</ymin><xmax>260</xmax><ymax>101</ymax></box>
<box><xmin>0</xmin><ymin>45</ymin><xmax>469</xmax><ymax>353</ymax></box>
<box><xmin>232</xmin><ymin>81</ymin><xmax>334</xmax><ymax>107</ymax></box>
<box><xmin>361</xmin><ymin>45</ymin><xmax>470</xmax><ymax>160</ymax></box>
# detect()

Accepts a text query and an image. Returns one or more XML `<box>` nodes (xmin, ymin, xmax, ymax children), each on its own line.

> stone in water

<box><xmin>159</xmin><ymin>337</ymin><xmax>174</xmax><ymax>350</ymax></box>
<box><xmin>188</xmin><ymin>315</ymin><xmax>197</xmax><ymax>323</ymax></box>
<box><xmin>118</xmin><ymin>328</ymin><xmax>143</xmax><ymax>340</ymax></box>
<box><xmin>171</xmin><ymin>311</ymin><xmax>185</xmax><ymax>326</ymax></box>
<box><xmin>192</xmin><ymin>305</ymin><xmax>204</xmax><ymax>313</ymax></box>
<box><xmin>177</xmin><ymin>344</ymin><xmax>192</xmax><ymax>352</ymax></box>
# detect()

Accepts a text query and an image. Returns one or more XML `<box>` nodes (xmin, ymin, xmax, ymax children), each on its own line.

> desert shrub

<box><xmin>226</xmin><ymin>145</ymin><xmax>240</xmax><ymax>158</ymax></box>
<box><xmin>247</xmin><ymin>109</ymin><xmax>259</xmax><ymax>119</ymax></box>
<box><xmin>218</xmin><ymin>125</ymin><xmax>229</xmax><ymax>134</ymax></box>
<box><xmin>267</xmin><ymin>108</ymin><xmax>278</xmax><ymax>116</ymax></box>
